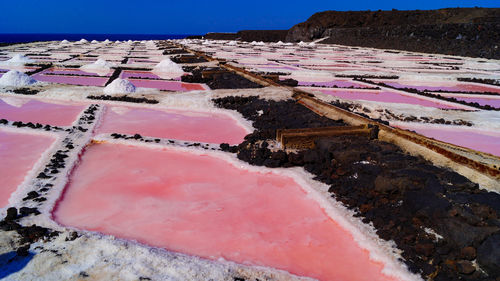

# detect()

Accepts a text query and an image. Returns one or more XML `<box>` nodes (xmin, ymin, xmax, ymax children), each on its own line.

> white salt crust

<box><xmin>103</xmin><ymin>79</ymin><xmax>136</xmax><ymax>94</ymax></box>
<box><xmin>0</xmin><ymin>70</ymin><xmax>37</xmax><ymax>86</ymax></box>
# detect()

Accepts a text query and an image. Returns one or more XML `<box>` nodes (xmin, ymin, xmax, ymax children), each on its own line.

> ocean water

<box><xmin>0</xmin><ymin>34</ymin><xmax>192</xmax><ymax>43</ymax></box>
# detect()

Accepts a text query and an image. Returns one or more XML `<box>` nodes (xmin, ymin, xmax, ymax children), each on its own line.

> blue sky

<box><xmin>0</xmin><ymin>0</ymin><xmax>498</xmax><ymax>34</ymax></box>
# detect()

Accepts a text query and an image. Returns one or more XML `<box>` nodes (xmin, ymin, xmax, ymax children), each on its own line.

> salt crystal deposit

<box><xmin>0</xmin><ymin>70</ymin><xmax>37</xmax><ymax>86</ymax></box>
<box><xmin>103</xmin><ymin>78</ymin><xmax>136</xmax><ymax>94</ymax></box>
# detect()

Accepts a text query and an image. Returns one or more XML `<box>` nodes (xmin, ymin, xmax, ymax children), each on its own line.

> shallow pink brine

<box><xmin>53</xmin><ymin>143</ymin><xmax>397</xmax><ymax>281</ymax></box>
<box><xmin>95</xmin><ymin>106</ymin><xmax>249</xmax><ymax>145</ymax></box>
<box><xmin>308</xmin><ymin>88</ymin><xmax>463</xmax><ymax>109</ymax></box>
<box><xmin>0</xmin><ymin>129</ymin><xmax>55</xmax><ymax>208</ymax></box>
<box><xmin>0</xmin><ymin>97</ymin><xmax>87</xmax><ymax>126</ymax></box>
<box><xmin>395</xmin><ymin>123</ymin><xmax>500</xmax><ymax>157</ymax></box>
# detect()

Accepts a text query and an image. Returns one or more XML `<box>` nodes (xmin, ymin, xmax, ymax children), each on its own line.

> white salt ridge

<box><xmin>103</xmin><ymin>78</ymin><xmax>136</xmax><ymax>94</ymax></box>
<box><xmin>0</xmin><ymin>70</ymin><xmax>37</xmax><ymax>86</ymax></box>
<box><xmin>1</xmin><ymin>54</ymin><xmax>34</xmax><ymax>65</ymax></box>
<box><xmin>227</xmin><ymin>41</ymin><xmax>237</xmax><ymax>45</ymax></box>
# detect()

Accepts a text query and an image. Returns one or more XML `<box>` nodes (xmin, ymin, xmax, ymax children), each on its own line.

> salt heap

<box><xmin>103</xmin><ymin>78</ymin><xmax>136</xmax><ymax>94</ymax></box>
<box><xmin>0</xmin><ymin>54</ymin><xmax>34</xmax><ymax>66</ymax></box>
<box><xmin>60</xmin><ymin>39</ymin><xmax>70</xmax><ymax>44</ymax></box>
<box><xmin>104</xmin><ymin>39</ymin><xmax>110</xmax><ymax>43</ymax></box>
<box><xmin>227</xmin><ymin>41</ymin><xmax>237</xmax><ymax>46</ymax></box>
<box><xmin>152</xmin><ymin>58</ymin><xmax>185</xmax><ymax>79</ymax></box>
<box><xmin>80</xmin><ymin>59</ymin><xmax>114</xmax><ymax>76</ymax></box>
<box><xmin>79</xmin><ymin>39</ymin><xmax>88</xmax><ymax>43</ymax></box>
<box><xmin>91</xmin><ymin>40</ymin><xmax>99</xmax><ymax>44</ymax></box>
<box><xmin>0</xmin><ymin>70</ymin><xmax>37</xmax><ymax>86</ymax></box>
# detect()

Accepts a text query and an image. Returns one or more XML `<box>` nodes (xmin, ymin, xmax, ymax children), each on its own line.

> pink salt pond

<box><xmin>379</xmin><ymin>80</ymin><xmax>500</xmax><ymax>94</ymax></box>
<box><xmin>53</xmin><ymin>143</ymin><xmax>396</xmax><ymax>281</ymax></box>
<box><xmin>395</xmin><ymin>123</ymin><xmax>500</xmax><ymax>157</ymax></box>
<box><xmin>0</xmin><ymin>129</ymin><xmax>55</xmax><ymax>208</ymax></box>
<box><xmin>297</xmin><ymin>80</ymin><xmax>372</xmax><ymax>88</ymax></box>
<box><xmin>304</xmin><ymin>87</ymin><xmax>464</xmax><ymax>109</ymax></box>
<box><xmin>32</xmin><ymin>72</ymin><xmax>109</xmax><ymax>86</ymax></box>
<box><xmin>96</xmin><ymin>106</ymin><xmax>248</xmax><ymax>144</ymax></box>
<box><xmin>120</xmin><ymin>70</ymin><xmax>162</xmax><ymax>80</ymax></box>
<box><xmin>0</xmin><ymin>97</ymin><xmax>86</xmax><ymax>126</ymax></box>
<box><xmin>127</xmin><ymin>78</ymin><xmax>207</xmax><ymax>91</ymax></box>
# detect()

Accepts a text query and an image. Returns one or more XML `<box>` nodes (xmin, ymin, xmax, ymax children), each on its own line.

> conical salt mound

<box><xmin>103</xmin><ymin>79</ymin><xmax>136</xmax><ymax>94</ymax></box>
<box><xmin>1</xmin><ymin>54</ymin><xmax>34</xmax><ymax>65</ymax></box>
<box><xmin>80</xmin><ymin>59</ymin><xmax>114</xmax><ymax>76</ymax></box>
<box><xmin>0</xmin><ymin>70</ymin><xmax>37</xmax><ymax>86</ymax></box>
<box><xmin>154</xmin><ymin>58</ymin><xmax>184</xmax><ymax>73</ymax></box>
<box><xmin>153</xmin><ymin>58</ymin><xmax>185</xmax><ymax>79</ymax></box>
<box><xmin>79</xmin><ymin>39</ymin><xmax>88</xmax><ymax>43</ymax></box>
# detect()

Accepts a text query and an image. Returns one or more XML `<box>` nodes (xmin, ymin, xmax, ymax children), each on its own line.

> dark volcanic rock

<box><xmin>477</xmin><ymin>233</ymin><xmax>500</xmax><ymax>276</ymax></box>
<box><xmin>182</xmin><ymin>67</ymin><xmax>262</xmax><ymax>89</ymax></box>
<box><xmin>286</xmin><ymin>8</ymin><xmax>500</xmax><ymax>59</ymax></box>
<box><xmin>215</xmin><ymin>95</ymin><xmax>500</xmax><ymax>280</ymax></box>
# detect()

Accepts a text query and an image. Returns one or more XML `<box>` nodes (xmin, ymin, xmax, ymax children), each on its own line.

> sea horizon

<box><xmin>0</xmin><ymin>33</ymin><xmax>194</xmax><ymax>43</ymax></box>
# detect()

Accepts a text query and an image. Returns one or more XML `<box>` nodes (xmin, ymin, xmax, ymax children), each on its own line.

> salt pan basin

<box><xmin>395</xmin><ymin>123</ymin><xmax>500</xmax><ymax>157</ymax></box>
<box><xmin>0</xmin><ymin>97</ymin><xmax>86</xmax><ymax>126</ymax></box>
<box><xmin>305</xmin><ymin>87</ymin><xmax>463</xmax><ymax>109</ymax></box>
<box><xmin>0</xmin><ymin>129</ymin><xmax>55</xmax><ymax>208</ymax></box>
<box><xmin>53</xmin><ymin>143</ymin><xmax>396</xmax><ymax>281</ymax></box>
<box><xmin>96</xmin><ymin>106</ymin><xmax>249</xmax><ymax>145</ymax></box>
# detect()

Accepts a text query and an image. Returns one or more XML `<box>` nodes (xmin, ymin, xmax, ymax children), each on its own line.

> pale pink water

<box><xmin>396</xmin><ymin>124</ymin><xmax>500</xmax><ymax>156</ymax></box>
<box><xmin>382</xmin><ymin>81</ymin><xmax>500</xmax><ymax>94</ymax></box>
<box><xmin>127</xmin><ymin>79</ymin><xmax>207</xmax><ymax>91</ymax></box>
<box><xmin>45</xmin><ymin>68</ymin><xmax>111</xmax><ymax>77</ymax></box>
<box><xmin>53</xmin><ymin>143</ymin><xmax>396</xmax><ymax>281</ymax></box>
<box><xmin>309</xmin><ymin>88</ymin><xmax>462</xmax><ymax>109</ymax></box>
<box><xmin>297</xmin><ymin>80</ymin><xmax>372</xmax><ymax>88</ymax></box>
<box><xmin>452</xmin><ymin>96</ymin><xmax>500</xmax><ymax>108</ymax></box>
<box><xmin>96</xmin><ymin>106</ymin><xmax>248</xmax><ymax>144</ymax></box>
<box><xmin>0</xmin><ymin>97</ymin><xmax>86</xmax><ymax>126</ymax></box>
<box><xmin>120</xmin><ymin>70</ymin><xmax>162</xmax><ymax>80</ymax></box>
<box><xmin>0</xmin><ymin>129</ymin><xmax>55</xmax><ymax>208</ymax></box>
<box><xmin>32</xmin><ymin>73</ymin><xmax>108</xmax><ymax>86</ymax></box>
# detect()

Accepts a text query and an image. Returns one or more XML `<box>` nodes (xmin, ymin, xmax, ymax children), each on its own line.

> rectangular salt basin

<box><xmin>53</xmin><ymin>143</ymin><xmax>396</xmax><ymax>281</ymax></box>
<box><xmin>45</xmin><ymin>67</ymin><xmax>112</xmax><ymax>77</ymax></box>
<box><xmin>0</xmin><ymin>97</ymin><xmax>87</xmax><ymax>126</ymax></box>
<box><xmin>304</xmin><ymin>87</ymin><xmax>463</xmax><ymax>109</ymax></box>
<box><xmin>296</xmin><ymin>80</ymin><xmax>373</xmax><ymax>88</ymax></box>
<box><xmin>378</xmin><ymin>80</ymin><xmax>500</xmax><ymax>94</ymax></box>
<box><xmin>395</xmin><ymin>123</ymin><xmax>500</xmax><ymax>157</ymax></box>
<box><xmin>120</xmin><ymin>70</ymin><xmax>162</xmax><ymax>80</ymax></box>
<box><xmin>96</xmin><ymin>106</ymin><xmax>248</xmax><ymax>144</ymax></box>
<box><xmin>0</xmin><ymin>129</ymin><xmax>55</xmax><ymax>208</ymax></box>
<box><xmin>127</xmin><ymin>79</ymin><xmax>207</xmax><ymax>91</ymax></box>
<box><xmin>32</xmin><ymin>72</ymin><xmax>109</xmax><ymax>86</ymax></box>
<box><xmin>435</xmin><ymin>94</ymin><xmax>500</xmax><ymax>109</ymax></box>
